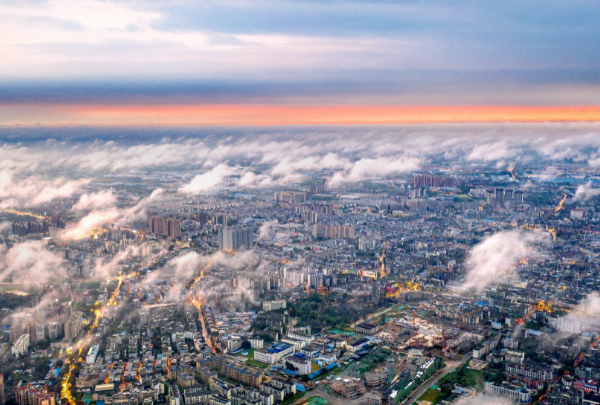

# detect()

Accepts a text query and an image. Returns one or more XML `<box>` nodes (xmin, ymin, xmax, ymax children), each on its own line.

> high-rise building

<box><xmin>514</xmin><ymin>190</ymin><xmax>524</xmax><ymax>203</ymax></box>
<box><xmin>48</xmin><ymin>322</ymin><xmax>60</xmax><ymax>340</ymax></box>
<box><xmin>302</xmin><ymin>210</ymin><xmax>318</xmax><ymax>224</ymax></box>
<box><xmin>486</xmin><ymin>189</ymin><xmax>495</xmax><ymax>205</ymax></box>
<box><xmin>486</xmin><ymin>188</ymin><xmax>520</xmax><ymax>209</ymax></box>
<box><xmin>65</xmin><ymin>312</ymin><xmax>83</xmax><ymax>341</ymax></box>
<box><xmin>12</xmin><ymin>220</ymin><xmax>50</xmax><ymax>236</ymax></box>
<box><xmin>218</xmin><ymin>227</ymin><xmax>254</xmax><ymax>252</ymax></box>
<box><xmin>410</xmin><ymin>187</ymin><xmax>427</xmax><ymax>199</ymax></box>
<box><xmin>195</xmin><ymin>212</ymin><xmax>227</xmax><ymax>226</ymax></box>
<box><xmin>274</xmin><ymin>192</ymin><xmax>306</xmax><ymax>203</ymax></box>
<box><xmin>312</xmin><ymin>224</ymin><xmax>355</xmax><ymax>239</ymax></box>
<box><xmin>58</xmin><ymin>301</ymin><xmax>72</xmax><ymax>323</ymax></box>
<box><xmin>34</xmin><ymin>324</ymin><xmax>45</xmax><ymax>341</ymax></box>
<box><xmin>414</xmin><ymin>175</ymin><xmax>454</xmax><ymax>188</ymax></box>
<box><xmin>214</xmin><ymin>213</ymin><xmax>228</xmax><ymax>226</ymax></box>
<box><xmin>196</xmin><ymin>212</ymin><xmax>211</xmax><ymax>225</ymax></box>
<box><xmin>308</xmin><ymin>181</ymin><xmax>328</xmax><ymax>194</ymax></box>
<box><xmin>148</xmin><ymin>214</ymin><xmax>181</xmax><ymax>240</ymax></box>
<box><xmin>167</xmin><ymin>218</ymin><xmax>181</xmax><ymax>239</ymax></box>
<box><xmin>148</xmin><ymin>215</ymin><xmax>166</xmax><ymax>235</ymax></box>
<box><xmin>314</xmin><ymin>204</ymin><xmax>332</xmax><ymax>216</ymax></box>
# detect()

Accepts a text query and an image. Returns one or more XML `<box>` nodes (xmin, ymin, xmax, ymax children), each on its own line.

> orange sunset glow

<box><xmin>2</xmin><ymin>105</ymin><xmax>600</xmax><ymax>126</ymax></box>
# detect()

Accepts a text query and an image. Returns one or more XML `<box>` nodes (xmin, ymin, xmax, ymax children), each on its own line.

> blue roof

<box><xmin>268</xmin><ymin>342</ymin><xmax>292</xmax><ymax>353</ymax></box>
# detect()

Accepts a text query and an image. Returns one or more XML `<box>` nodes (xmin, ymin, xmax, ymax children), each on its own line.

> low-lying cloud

<box><xmin>180</xmin><ymin>164</ymin><xmax>235</xmax><ymax>194</ymax></box>
<box><xmin>461</xmin><ymin>230</ymin><xmax>550</xmax><ymax>292</ymax></box>
<box><xmin>454</xmin><ymin>396</ymin><xmax>513</xmax><ymax>405</ymax></box>
<box><xmin>72</xmin><ymin>190</ymin><xmax>116</xmax><ymax>211</ymax></box>
<box><xmin>329</xmin><ymin>156</ymin><xmax>420</xmax><ymax>187</ymax></box>
<box><xmin>0</xmin><ymin>241</ymin><xmax>65</xmax><ymax>285</ymax></box>
<box><xmin>0</xmin><ymin>169</ymin><xmax>89</xmax><ymax>208</ymax></box>
<box><xmin>571</xmin><ymin>181</ymin><xmax>600</xmax><ymax>203</ymax></box>
<box><xmin>61</xmin><ymin>188</ymin><xmax>163</xmax><ymax>240</ymax></box>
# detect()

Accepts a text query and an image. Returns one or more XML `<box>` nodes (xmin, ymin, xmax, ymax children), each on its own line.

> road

<box><xmin>401</xmin><ymin>354</ymin><xmax>471</xmax><ymax>404</ymax></box>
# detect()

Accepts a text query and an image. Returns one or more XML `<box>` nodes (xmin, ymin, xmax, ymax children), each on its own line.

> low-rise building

<box><xmin>263</xmin><ymin>300</ymin><xmax>286</xmax><ymax>312</ymax></box>
<box><xmin>254</xmin><ymin>343</ymin><xmax>294</xmax><ymax>365</ymax></box>
<box><xmin>485</xmin><ymin>382</ymin><xmax>532</xmax><ymax>403</ymax></box>
<box><xmin>87</xmin><ymin>345</ymin><xmax>99</xmax><ymax>365</ymax></box>
<box><xmin>286</xmin><ymin>353</ymin><xmax>312</xmax><ymax>375</ymax></box>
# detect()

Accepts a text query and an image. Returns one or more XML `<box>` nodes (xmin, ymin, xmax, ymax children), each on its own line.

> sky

<box><xmin>1</xmin><ymin>0</ymin><xmax>600</xmax><ymax>125</ymax></box>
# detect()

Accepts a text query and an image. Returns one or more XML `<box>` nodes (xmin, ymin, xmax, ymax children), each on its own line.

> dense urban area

<box><xmin>1</xmin><ymin>149</ymin><xmax>600</xmax><ymax>405</ymax></box>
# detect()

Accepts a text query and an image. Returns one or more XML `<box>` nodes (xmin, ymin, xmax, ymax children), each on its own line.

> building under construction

<box><xmin>365</xmin><ymin>371</ymin><xmax>387</xmax><ymax>388</ymax></box>
<box><xmin>330</xmin><ymin>377</ymin><xmax>367</xmax><ymax>399</ymax></box>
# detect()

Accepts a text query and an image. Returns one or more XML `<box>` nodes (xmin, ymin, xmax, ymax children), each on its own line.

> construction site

<box><xmin>373</xmin><ymin>308</ymin><xmax>483</xmax><ymax>357</ymax></box>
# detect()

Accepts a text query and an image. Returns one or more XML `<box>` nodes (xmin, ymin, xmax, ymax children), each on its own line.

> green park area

<box><xmin>246</xmin><ymin>359</ymin><xmax>269</xmax><ymax>369</ymax></box>
<box><xmin>239</xmin><ymin>348</ymin><xmax>269</xmax><ymax>369</ymax></box>
<box><xmin>417</xmin><ymin>364</ymin><xmax>486</xmax><ymax>404</ymax></box>
<box><xmin>300</xmin><ymin>396</ymin><xmax>328</xmax><ymax>405</ymax></box>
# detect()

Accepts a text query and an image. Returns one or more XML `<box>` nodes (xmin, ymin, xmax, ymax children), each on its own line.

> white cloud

<box><xmin>61</xmin><ymin>209</ymin><xmax>119</xmax><ymax>240</ymax></box>
<box><xmin>61</xmin><ymin>188</ymin><xmax>163</xmax><ymax>240</ymax></box>
<box><xmin>571</xmin><ymin>181</ymin><xmax>600</xmax><ymax>203</ymax></box>
<box><xmin>461</xmin><ymin>230</ymin><xmax>550</xmax><ymax>292</ymax></box>
<box><xmin>557</xmin><ymin>292</ymin><xmax>600</xmax><ymax>333</ymax></box>
<box><xmin>72</xmin><ymin>190</ymin><xmax>116</xmax><ymax>211</ymax></box>
<box><xmin>146</xmin><ymin>249</ymin><xmax>257</xmax><ymax>302</ymax></box>
<box><xmin>454</xmin><ymin>396</ymin><xmax>513</xmax><ymax>405</ymax></box>
<box><xmin>257</xmin><ymin>219</ymin><xmax>279</xmax><ymax>241</ymax></box>
<box><xmin>0</xmin><ymin>169</ymin><xmax>89</xmax><ymax>207</ymax></box>
<box><xmin>0</xmin><ymin>241</ymin><xmax>65</xmax><ymax>285</ymax></box>
<box><xmin>467</xmin><ymin>141</ymin><xmax>512</xmax><ymax>161</ymax></box>
<box><xmin>179</xmin><ymin>164</ymin><xmax>236</xmax><ymax>194</ymax></box>
<box><xmin>238</xmin><ymin>172</ymin><xmax>273</xmax><ymax>187</ymax></box>
<box><xmin>329</xmin><ymin>156</ymin><xmax>419</xmax><ymax>186</ymax></box>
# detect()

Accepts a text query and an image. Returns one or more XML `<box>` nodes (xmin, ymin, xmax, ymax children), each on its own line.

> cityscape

<box><xmin>1</xmin><ymin>1</ymin><xmax>600</xmax><ymax>405</ymax></box>
<box><xmin>0</xmin><ymin>128</ymin><xmax>596</xmax><ymax>405</ymax></box>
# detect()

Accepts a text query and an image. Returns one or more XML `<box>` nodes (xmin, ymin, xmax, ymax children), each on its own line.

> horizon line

<box><xmin>1</xmin><ymin>104</ymin><xmax>600</xmax><ymax>126</ymax></box>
